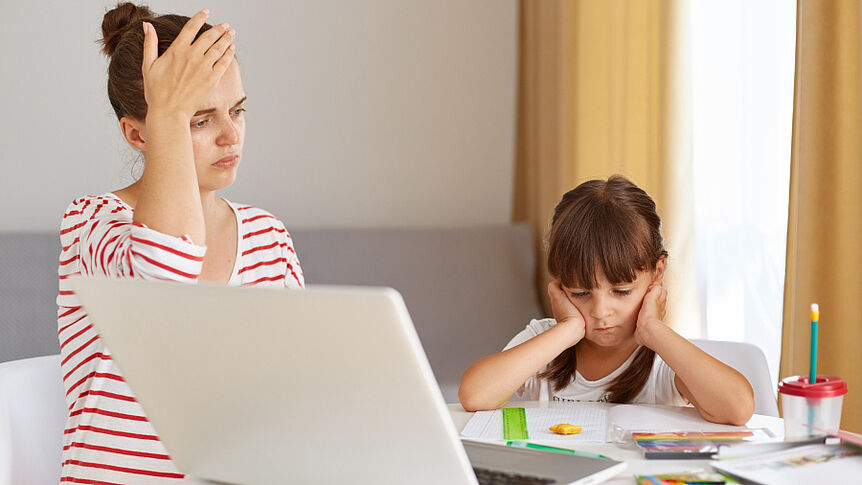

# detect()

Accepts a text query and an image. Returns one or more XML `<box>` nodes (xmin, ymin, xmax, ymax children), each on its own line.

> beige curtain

<box><xmin>782</xmin><ymin>0</ymin><xmax>862</xmax><ymax>433</ymax></box>
<box><xmin>515</xmin><ymin>0</ymin><xmax>700</xmax><ymax>336</ymax></box>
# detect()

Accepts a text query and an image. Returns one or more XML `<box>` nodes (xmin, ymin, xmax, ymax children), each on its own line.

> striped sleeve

<box><xmin>58</xmin><ymin>194</ymin><xmax>195</xmax><ymax>483</ymax></box>
<box><xmin>278</xmin><ymin>219</ymin><xmax>304</xmax><ymax>288</ymax></box>
<box><xmin>235</xmin><ymin>204</ymin><xmax>304</xmax><ymax>288</ymax></box>
<box><xmin>59</xmin><ymin>195</ymin><xmax>206</xmax><ymax>304</ymax></box>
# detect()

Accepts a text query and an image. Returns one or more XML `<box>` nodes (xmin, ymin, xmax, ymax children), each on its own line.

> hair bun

<box><xmin>100</xmin><ymin>2</ymin><xmax>155</xmax><ymax>57</ymax></box>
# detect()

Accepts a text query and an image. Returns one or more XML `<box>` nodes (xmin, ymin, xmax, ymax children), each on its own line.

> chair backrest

<box><xmin>0</xmin><ymin>354</ymin><xmax>65</xmax><ymax>485</ymax></box>
<box><xmin>690</xmin><ymin>339</ymin><xmax>778</xmax><ymax>417</ymax></box>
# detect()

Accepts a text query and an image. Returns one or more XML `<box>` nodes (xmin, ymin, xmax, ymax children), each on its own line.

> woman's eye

<box><xmin>231</xmin><ymin>108</ymin><xmax>246</xmax><ymax>116</ymax></box>
<box><xmin>192</xmin><ymin>119</ymin><xmax>208</xmax><ymax>128</ymax></box>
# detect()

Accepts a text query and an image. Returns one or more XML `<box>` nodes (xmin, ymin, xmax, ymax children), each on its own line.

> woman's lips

<box><xmin>213</xmin><ymin>155</ymin><xmax>239</xmax><ymax>168</ymax></box>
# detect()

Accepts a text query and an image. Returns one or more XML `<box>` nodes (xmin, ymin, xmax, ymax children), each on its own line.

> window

<box><xmin>690</xmin><ymin>0</ymin><xmax>796</xmax><ymax>389</ymax></box>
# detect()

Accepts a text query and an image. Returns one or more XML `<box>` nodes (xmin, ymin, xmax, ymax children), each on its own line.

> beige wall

<box><xmin>0</xmin><ymin>0</ymin><xmax>517</xmax><ymax>231</ymax></box>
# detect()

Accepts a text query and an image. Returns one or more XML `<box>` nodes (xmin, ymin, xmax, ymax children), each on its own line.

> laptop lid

<box><xmin>69</xmin><ymin>276</ymin><xmax>476</xmax><ymax>485</ymax></box>
<box><xmin>69</xmin><ymin>276</ymin><xmax>626</xmax><ymax>485</ymax></box>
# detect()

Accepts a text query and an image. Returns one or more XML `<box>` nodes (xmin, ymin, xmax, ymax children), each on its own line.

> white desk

<box><xmin>447</xmin><ymin>401</ymin><xmax>784</xmax><ymax>483</ymax></box>
<box><xmin>182</xmin><ymin>402</ymin><xmax>783</xmax><ymax>484</ymax></box>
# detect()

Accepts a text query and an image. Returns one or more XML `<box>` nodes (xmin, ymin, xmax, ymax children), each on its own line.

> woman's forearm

<box><xmin>133</xmin><ymin>111</ymin><xmax>206</xmax><ymax>245</ymax></box>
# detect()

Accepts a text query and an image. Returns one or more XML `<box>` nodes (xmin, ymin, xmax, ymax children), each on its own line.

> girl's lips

<box><xmin>213</xmin><ymin>155</ymin><xmax>239</xmax><ymax>168</ymax></box>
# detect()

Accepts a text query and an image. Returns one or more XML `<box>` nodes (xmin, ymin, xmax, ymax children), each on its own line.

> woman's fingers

<box><xmin>212</xmin><ymin>44</ymin><xmax>236</xmax><ymax>76</ymax></box>
<box><xmin>193</xmin><ymin>22</ymin><xmax>232</xmax><ymax>55</ymax></box>
<box><xmin>174</xmin><ymin>9</ymin><xmax>211</xmax><ymax>47</ymax></box>
<box><xmin>141</xmin><ymin>22</ymin><xmax>158</xmax><ymax>75</ymax></box>
<box><xmin>204</xmin><ymin>28</ymin><xmax>236</xmax><ymax>66</ymax></box>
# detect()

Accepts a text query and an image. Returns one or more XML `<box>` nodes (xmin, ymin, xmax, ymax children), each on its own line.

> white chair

<box><xmin>691</xmin><ymin>339</ymin><xmax>779</xmax><ymax>417</ymax></box>
<box><xmin>0</xmin><ymin>354</ymin><xmax>66</xmax><ymax>485</ymax></box>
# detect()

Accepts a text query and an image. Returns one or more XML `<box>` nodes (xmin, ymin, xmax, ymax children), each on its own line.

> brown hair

<box><xmin>537</xmin><ymin>175</ymin><xmax>668</xmax><ymax>403</ymax></box>
<box><xmin>98</xmin><ymin>3</ymin><xmax>217</xmax><ymax>121</ymax></box>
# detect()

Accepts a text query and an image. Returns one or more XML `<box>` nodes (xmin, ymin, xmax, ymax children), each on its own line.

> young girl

<box><xmin>459</xmin><ymin>176</ymin><xmax>754</xmax><ymax>426</ymax></box>
<box><xmin>57</xmin><ymin>4</ymin><xmax>302</xmax><ymax>483</ymax></box>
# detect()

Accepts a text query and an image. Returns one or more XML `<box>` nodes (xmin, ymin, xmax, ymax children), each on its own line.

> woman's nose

<box><xmin>218</xmin><ymin>119</ymin><xmax>240</xmax><ymax>146</ymax></box>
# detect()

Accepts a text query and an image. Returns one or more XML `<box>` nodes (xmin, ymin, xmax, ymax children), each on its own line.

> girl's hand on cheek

<box><xmin>548</xmin><ymin>280</ymin><xmax>586</xmax><ymax>346</ymax></box>
<box><xmin>635</xmin><ymin>284</ymin><xmax>668</xmax><ymax>347</ymax></box>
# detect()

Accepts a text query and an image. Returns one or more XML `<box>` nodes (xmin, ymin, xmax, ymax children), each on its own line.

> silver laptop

<box><xmin>69</xmin><ymin>276</ymin><xmax>626</xmax><ymax>485</ymax></box>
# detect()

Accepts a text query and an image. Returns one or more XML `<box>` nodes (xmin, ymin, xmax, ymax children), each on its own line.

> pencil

<box><xmin>810</xmin><ymin>303</ymin><xmax>819</xmax><ymax>384</ymax></box>
<box><xmin>808</xmin><ymin>303</ymin><xmax>819</xmax><ymax>435</ymax></box>
<box><xmin>505</xmin><ymin>441</ymin><xmax>611</xmax><ymax>460</ymax></box>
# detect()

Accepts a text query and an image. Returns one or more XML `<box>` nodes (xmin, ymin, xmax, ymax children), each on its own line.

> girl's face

<box><xmin>562</xmin><ymin>262</ymin><xmax>664</xmax><ymax>348</ymax></box>
<box><xmin>189</xmin><ymin>61</ymin><xmax>247</xmax><ymax>193</ymax></box>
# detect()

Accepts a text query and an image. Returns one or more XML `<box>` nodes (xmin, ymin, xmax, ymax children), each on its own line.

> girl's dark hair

<box><xmin>538</xmin><ymin>175</ymin><xmax>668</xmax><ymax>403</ymax></box>
<box><xmin>99</xmin><ymin>3</ymin><xmax>216</xmax><ymax>121</ymax></box>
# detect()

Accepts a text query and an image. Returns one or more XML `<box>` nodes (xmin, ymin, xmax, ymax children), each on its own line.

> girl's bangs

<box><xmin>551</xmin><ymin>205</ymin><xmax>655</xmax><ymax>289</ymax></box>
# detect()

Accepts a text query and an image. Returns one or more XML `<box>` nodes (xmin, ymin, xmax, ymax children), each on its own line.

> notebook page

<box><xmin>461</xmin><ymin>407</ymin><xmax>608</xmax><ymax>442</ymax></box>
<box><xmin>607</xmin><ymin>404</ymin><xmax>749</xmax><ymax>432</ymax></box>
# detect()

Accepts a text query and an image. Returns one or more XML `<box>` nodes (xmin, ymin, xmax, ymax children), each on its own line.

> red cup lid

<box><xmin>778</xmin><ymin>375</ymin><xmax>848</xmax><ymax>398</ymax></box>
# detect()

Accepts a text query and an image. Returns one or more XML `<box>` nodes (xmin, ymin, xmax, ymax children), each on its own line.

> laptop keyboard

<box><xmin>472</xmin><ymin>467</ymin><xmax>556</xmax><ymax>485</ymax></box>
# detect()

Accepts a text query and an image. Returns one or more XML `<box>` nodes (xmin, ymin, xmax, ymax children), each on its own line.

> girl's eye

<box><xmin>614</xmin><ymin>289</ymin><xmax>633</xmax><ymax>296</ymax></box>
<box><xmin>571</xmin><ymin>291</ymin><xmax>589</xmax><ymax>298</ymax></box>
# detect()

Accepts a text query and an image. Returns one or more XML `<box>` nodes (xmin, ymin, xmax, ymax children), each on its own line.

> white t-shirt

<box><xmin>504</xmin><ymin>318</ymin><xmax>688</xmax><ymax>405</ymax></box>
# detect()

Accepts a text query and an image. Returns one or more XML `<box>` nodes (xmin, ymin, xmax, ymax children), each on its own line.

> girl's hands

<box><xmin>635</xmin><ymin>284</ymin><xmax>668</xmax><ymax>347</ymax></box>
<box><xmin>548</xmin><ymin>280</ymin><xmax>586</xmax><ymax>346</ymax></box>
<box><xmin>141</xmin><ymin>10</ymin><xmax>236</xmax><ymax>121</ymax></box>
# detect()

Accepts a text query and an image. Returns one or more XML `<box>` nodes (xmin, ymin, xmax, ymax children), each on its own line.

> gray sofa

<box><xmin>0</xmin><ymin>225</ymin><xmax>543</xmax><ymax>402</ymax></box>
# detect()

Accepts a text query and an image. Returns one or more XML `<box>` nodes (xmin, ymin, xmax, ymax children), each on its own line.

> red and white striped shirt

<box><xmin>57</xmin><ymin>193</ymin><xmax>303</xmax><ymax>484</ymax></box>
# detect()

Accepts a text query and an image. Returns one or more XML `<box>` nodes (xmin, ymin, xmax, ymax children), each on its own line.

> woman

<box><xmin>57</xmin><ymin>4</ymin><xmax>302</xmax><ymax>483</ymax></box>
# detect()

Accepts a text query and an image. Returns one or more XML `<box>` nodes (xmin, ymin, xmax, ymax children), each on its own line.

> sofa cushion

<box><xmin>0</xmin><ymin>224</ymin><xmax>543</xmax><ymax>403</ymax></box>
<box><xmin>290</xmin><ymin>223</ymin><xmax>543</xmax><ymax>401</ymax></box>
<box><xmin>0</xmin><ymin>234</ymin><xmax>61</xmax><ymax>361</ymax></box>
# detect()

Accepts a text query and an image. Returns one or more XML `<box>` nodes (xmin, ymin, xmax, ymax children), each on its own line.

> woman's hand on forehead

<box><xmin>141</xmin><ymin>9</ymin><xmax>238</xmax><ymax>120</ymax></box>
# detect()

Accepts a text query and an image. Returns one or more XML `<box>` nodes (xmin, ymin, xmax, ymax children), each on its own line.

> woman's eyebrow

<box><xmin>192</xmin><ymin>96</ymin><xmax>248</xmax><ymax>117</ymax></box>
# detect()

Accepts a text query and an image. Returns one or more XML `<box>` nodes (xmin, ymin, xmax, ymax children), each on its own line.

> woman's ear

<box><xmin>119</xmin><ymin>116</ymin><xmax>147</xmax><ymax>152</ymax></box>
<box><xmin>652</xmin><ymin>255</ymin><xmax>667</xmax><ymax>285</ymax></box>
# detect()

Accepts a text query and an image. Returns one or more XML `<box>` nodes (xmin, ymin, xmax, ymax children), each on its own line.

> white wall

<box><xmin>0</xmin><ymin>0</ymin><xmax>517</xmax><ymax>231</ymax></box>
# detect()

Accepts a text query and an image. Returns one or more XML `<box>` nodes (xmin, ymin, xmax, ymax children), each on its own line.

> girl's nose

<box><xmin>589</xmin><ymin>295</ymin><xmax>613</xmax><ymax>319</ymax></box>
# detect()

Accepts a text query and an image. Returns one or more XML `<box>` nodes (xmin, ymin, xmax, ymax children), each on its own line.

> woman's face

<box><xmin>188</xmin><ymin>61</ymin><xmax>246</xmax><ymax>192</ymax></box>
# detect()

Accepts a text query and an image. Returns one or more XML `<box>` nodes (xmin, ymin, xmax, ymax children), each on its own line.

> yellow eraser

<box><xmin>549</xmin><ymin>423</ymin><xmax>582</xmax><ymax>435</ymax></box>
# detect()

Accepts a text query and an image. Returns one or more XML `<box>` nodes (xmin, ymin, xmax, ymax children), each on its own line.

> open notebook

<box><xmin>461</xmin><ymin>403</ymin><xmax>775</xmax><ymax>443</ymax></box>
